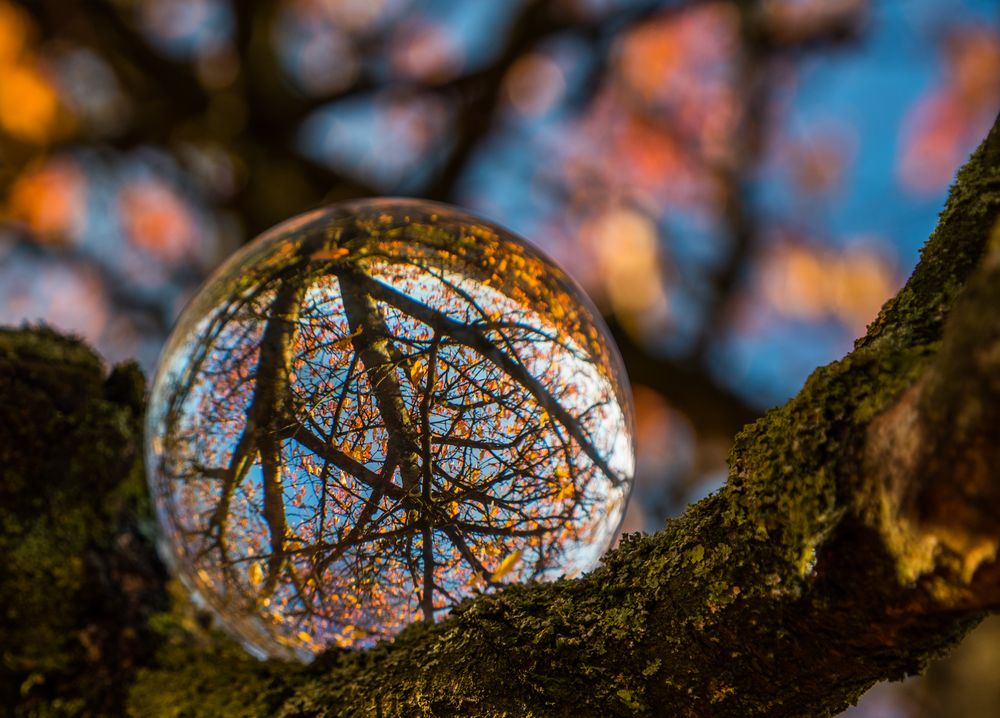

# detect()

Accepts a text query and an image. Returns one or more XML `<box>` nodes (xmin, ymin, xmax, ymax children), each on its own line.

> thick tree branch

<box><xmin>2</xmin><ymin>117</ymin><xmax>999</xmax><ymax>717</ymax></box>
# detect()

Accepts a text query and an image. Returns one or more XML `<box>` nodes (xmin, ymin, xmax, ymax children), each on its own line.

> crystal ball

<box><xmin>145</xmin><ymin>199</ymin><xmax>635</xmax><ymax>660</ymax></box>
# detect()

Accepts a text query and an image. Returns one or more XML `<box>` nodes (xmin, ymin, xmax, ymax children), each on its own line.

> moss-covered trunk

<box><xmin>2</xmin><ymin>114</ymin><xmax>999</xmax><ymax>717</ymax></box>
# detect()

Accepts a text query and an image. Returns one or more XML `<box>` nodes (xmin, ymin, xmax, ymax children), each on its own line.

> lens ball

<box><xmin>145</xmin><ymin>199</ymin><xmax>635</xmax><ymax>660</ymax></box>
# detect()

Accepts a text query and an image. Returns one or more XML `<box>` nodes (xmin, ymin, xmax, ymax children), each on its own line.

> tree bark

<box><xmin>1</xmin><ymin>114</ymin><xmax>998</xmax><ymax>717</ymax></box>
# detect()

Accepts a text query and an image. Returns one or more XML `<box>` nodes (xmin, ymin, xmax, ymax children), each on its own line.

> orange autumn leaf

<box><xmin>249</xmin><ymin>562</ymin><xmax>264</xmax><ymax>587</ymax></box>
<box><xmin>7</xmin><ymin>159</ymin><xmax>86</xmax><ymax>241</ymax></box>
<box><xmin>0</xmin><ymin>1</ymin><xmax>31</xmax><ymax>64</ymax></box>
<box><xmin>490</xmin><ymin>548</ymin><xmax>523</xmax><ymax>582</ymax></box>
<box><xmin>310</xmin><ymin>247</ymin><xmax>351</xmax><ymax>261</ymax></box>
<box><xmin>118</xmin><ymin>180</ymin><xmax>198</xmax><ymax>264</ymax></box>
<box><xmin>0</xmin><ymin>63</ymin><xmax>63</xmax><ymax>144</ymax></box>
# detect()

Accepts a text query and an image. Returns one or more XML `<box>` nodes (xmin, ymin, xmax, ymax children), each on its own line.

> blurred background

<box><xmin>0</xmin><ymin>0</ymin><xmax>998</xmax><ymax>713</ymax></box>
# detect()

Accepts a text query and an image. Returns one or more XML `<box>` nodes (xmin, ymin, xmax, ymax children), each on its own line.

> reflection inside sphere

<box><xmin>146</xmin><ymin>199</ymin><xmax>635</xmax><ymax>660</ymax></box>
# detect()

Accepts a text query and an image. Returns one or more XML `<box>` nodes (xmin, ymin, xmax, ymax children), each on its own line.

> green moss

<box><xmin>129</xmin><ymin>611</ymin><xmax>303</xmax><ymax>718</ymax></box>
<box><xmin>0</xmin><ymin>328</ymin><xmax>163</xmax><ymax>716</ymax></box>
<box><xmin>861</xmin><ymin>120</ymin><xmax>1000</xmax><ymax>351</ymax></box>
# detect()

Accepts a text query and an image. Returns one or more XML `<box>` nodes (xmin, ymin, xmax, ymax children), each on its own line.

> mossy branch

<box><xmin>2</xmin><ymin>114</ymin><xmax>999</xmax><ymax>717</ymax></box>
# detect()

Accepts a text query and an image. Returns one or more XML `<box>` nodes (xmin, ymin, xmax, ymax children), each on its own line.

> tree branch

<box><xmin>3</xmin><ymin>116</ymin><xmax>999</xmax><ymax>717</ymax></box>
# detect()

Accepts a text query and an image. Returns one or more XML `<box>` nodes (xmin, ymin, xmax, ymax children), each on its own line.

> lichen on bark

<box><xmin>1</xmin><ymin>114</ymin><xmax>999</xmax><ymax>717</ymax></box>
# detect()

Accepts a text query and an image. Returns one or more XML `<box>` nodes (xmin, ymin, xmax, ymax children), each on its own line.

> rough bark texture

<box><xmin>1</xmin><ymin>115</ymin><xmax>999</xmax><ymax>717</ymax></box>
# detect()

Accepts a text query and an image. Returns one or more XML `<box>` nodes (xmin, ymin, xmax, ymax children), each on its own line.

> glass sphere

<box><xmin>145</xmin><ymin>199</ymin><xmax>635</xmax><ymax>660</ymax></box>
